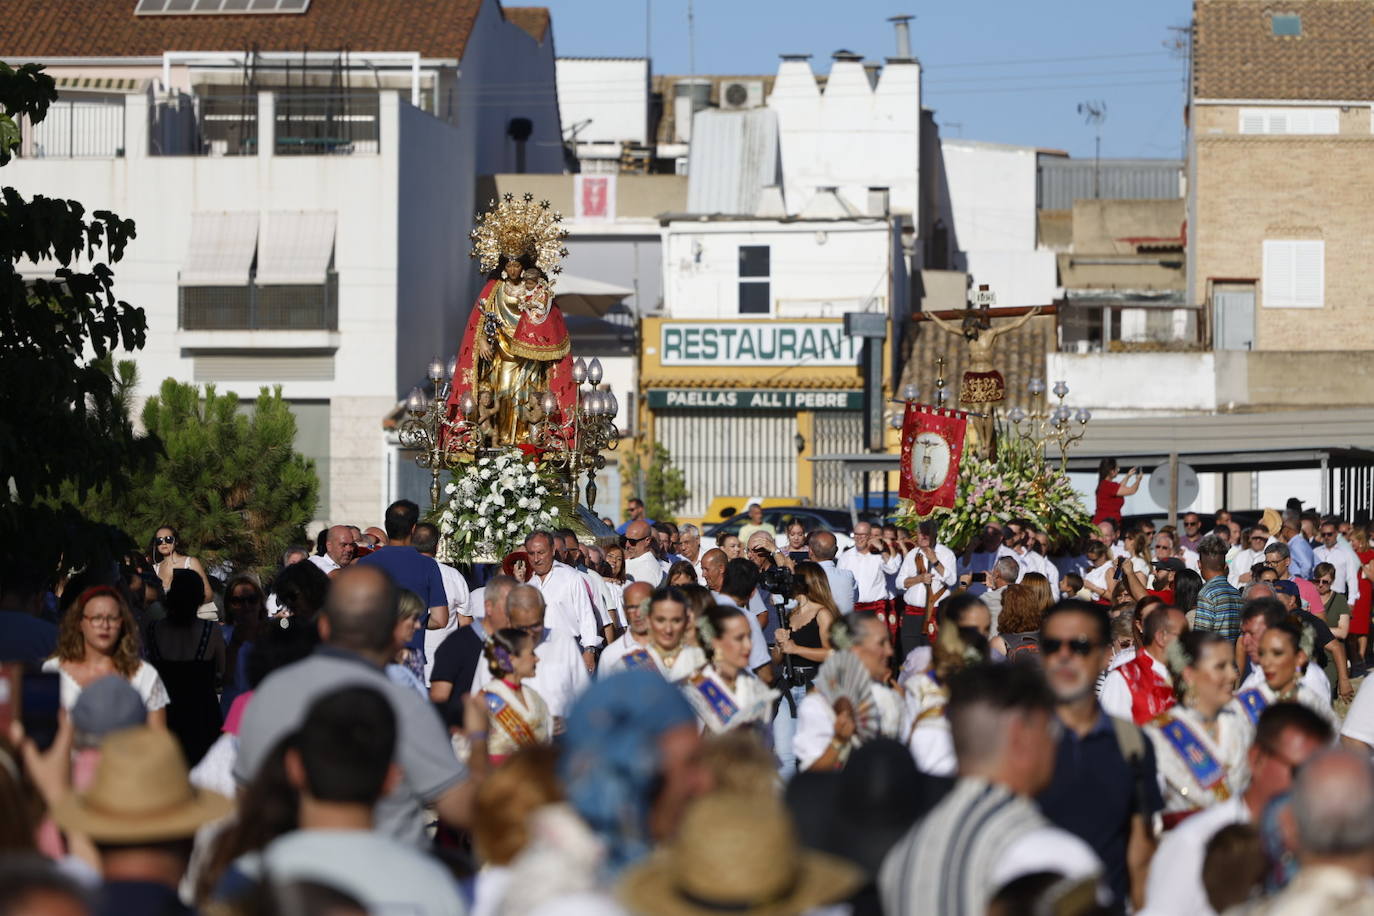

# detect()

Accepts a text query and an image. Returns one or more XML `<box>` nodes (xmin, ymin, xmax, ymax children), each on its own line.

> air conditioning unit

<box><xmin>719</xmin><ymin>80</ymin><xmax>765</xmax><ymax>110</ymax></box>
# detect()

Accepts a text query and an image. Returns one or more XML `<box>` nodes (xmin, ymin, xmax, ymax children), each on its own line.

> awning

<box><xmin>554</xmin><ymin>273</ymin><xmax>633</xmax><ymax>317</ymax></box>
<box><xmin>255</xmin><ymin>211</ymin><xmax>337</xmax><ymax>285</ymax></box>
<box><xmin>180</xmin><ymin>211</ymin><xmax>258</xmax><ymax>287</ymax></box>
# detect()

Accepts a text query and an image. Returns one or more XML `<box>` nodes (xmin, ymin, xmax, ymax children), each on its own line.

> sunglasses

<box><xmin>1321</xmin><ymin>532</ymin><xmax>1338</xmax><ymax>539</ymax></box>
<box><xmin>1184</xmin><ymin>521</ymin><xmax>1200</xmax><ymax>528</ymax></box>
<box><xmin>1250</xmin><ymin>536</ymin><xmax>1267</xmax><ymax>543</ymax></box>
<box><xmin>155</xmin><ymin>535</ymin><xmax>176</xmax><ymax>545</ymax></box>
<box><xmin>228</xmin><ymin>593</ymin><xmax>259</xmax><ymax>604</ymax></box>
<box><xmin>1317</xmin><ymin>578</ymin><xmax>1333</xmax><ymax>585</ymax></box>
<box><xmin>1042</xmin><ymin>636</ymin><xmax>1102</xmax><ymax>656</ymax></box>
<box><xmin>625</xmin><ymin>535</ymin><xmax>651</xmax><ymax>544</ymax></box>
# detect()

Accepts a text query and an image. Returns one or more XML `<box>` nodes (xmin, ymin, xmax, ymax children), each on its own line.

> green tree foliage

<box><xmin>625</xmin><ymin>442</ymin><xmax>690</xmax><ymax>523</ymax></box>
<box><xmin>1</xmin><ymin>62</ymin><xmax>151</xmax><ymax>572</ymax></box>
<box><xmin>130</xmin><ymin>376</ymin><xmax>319</xmax><ymax>574</ymax></box>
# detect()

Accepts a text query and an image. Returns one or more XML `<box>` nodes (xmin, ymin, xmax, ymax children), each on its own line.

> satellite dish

<box><xmin>1148</xmin><ymin>462</ymin><xmax>1199</xmax><ymax>511</ymax></box>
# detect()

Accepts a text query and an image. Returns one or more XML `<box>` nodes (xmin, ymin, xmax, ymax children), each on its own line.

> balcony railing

<box><xmin>273</xmin><ymin>92</ymin><xmax>380</xmax><ymax>155</ymax></box>
<box><xmin>153</xmin><ymin>91</ymin><xmax>380</xmax><ymax>156</ymax></box>
<box><xmin>179</xmin><ymin>275</ymin><xmax>338</xmax><ymax>330</ymax></box>
<box><xmin>1058</xmin><ymin>298</ymin><xmax>1201</xmax><ymax>353</ymax></box>
<box><xmin>17</xmin><ymin>98</ymin><xmax>127</xmax><ymax>158</ymax></box>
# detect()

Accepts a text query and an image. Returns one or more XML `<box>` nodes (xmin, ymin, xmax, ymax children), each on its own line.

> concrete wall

<box><xmin>769</xmin><ymin>57</ymin><xmax>921</xmax><ymax>217</ymax></box>
<box><xmin>557</xmin><ymin>58</ymin><xmax>649</xmax><ymax>145</ymax></box>
<box><xmin>662</xmin><ymin>219</ymin><xmax>893</xmax><ymax>320</ymax></box>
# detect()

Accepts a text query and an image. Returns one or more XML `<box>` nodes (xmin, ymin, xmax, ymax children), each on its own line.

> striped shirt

<box><xmin>1194</xmin><ymin>575</ymin><xmax>1243</xmax><ymax>640</ymax></box>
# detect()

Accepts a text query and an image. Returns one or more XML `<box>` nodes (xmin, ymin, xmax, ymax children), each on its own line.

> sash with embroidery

<box><xmin>484</xmin><ymin>689</ymin><xmax>540</xmax><ymax>748</ymax></box>
<box><xmin>1158</xmin><ymin>714</ymin><xmax>1229</xmax><ymax>803</ymax></box>
<box><xmin>684</xmin><ymin>671</ymin><xmax>742</xmax><ymax>733</ymax></box>
<box><xmin>621</xmin><ymin>648</ymin><xmax>658</xmax><ymax>673</ymax></box>
<box><xmin>1235</xmin><ymin>687</ymin><xmax>1270</xmax><ymax>725</ymax></box>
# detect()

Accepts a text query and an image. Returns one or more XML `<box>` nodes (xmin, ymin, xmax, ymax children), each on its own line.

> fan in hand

<box><xmin>814</xmin><ymin>650</ymin><xmax>881</xmax><ymax>743</ymax></box>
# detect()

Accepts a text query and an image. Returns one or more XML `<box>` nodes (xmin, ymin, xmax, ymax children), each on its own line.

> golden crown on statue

<box><xmin>469</xmin><ymin>192</ymin><xmax>570</xmax><ymax>279</ymax></box>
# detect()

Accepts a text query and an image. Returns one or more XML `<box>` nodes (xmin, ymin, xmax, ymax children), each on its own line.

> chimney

<box><xmin>863</xmin><ymin>62</ymin><xmax>882</xmax><ymax>88</ymax></box>
<box><xmin>888</xmin><ymin>14</ymin><xmax>914</xmax><ymax>60</ymax></box>
<box><xmin>832</xmin><ymin>49</ymin><xmax>863</xmax><ymax>63</ymax></box>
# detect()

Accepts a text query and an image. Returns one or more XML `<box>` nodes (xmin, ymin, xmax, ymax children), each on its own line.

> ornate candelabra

<box><xmin>1004</xmin><ymin>378</ymin><xmax>1092</xmax><ymax>468</ymax></box>
<box><xmin>400</xmin><ymin>355</ymin><xmax>471</xmax><ymax>508</ymax></box>
<box><xmin>400</xmin><ymin>354</ymin><xmax>620</xmax><ymax>511</ymax></box>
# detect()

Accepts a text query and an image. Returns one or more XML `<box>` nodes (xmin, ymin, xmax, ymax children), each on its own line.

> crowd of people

<box><xmin>6</xmin><ymin>489</ymin><xmax>1374</xmax><ymax>915</ymax></box>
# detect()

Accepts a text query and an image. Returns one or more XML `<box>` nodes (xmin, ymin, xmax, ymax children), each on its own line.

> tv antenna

<box><xmin>1077</xmin><ymin>100</ymin><xmax>1107</xmax><ymax>198</ymax></box>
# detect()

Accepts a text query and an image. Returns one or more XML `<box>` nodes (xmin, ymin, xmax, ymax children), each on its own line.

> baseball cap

<box><xmin>1272</xmin><ymin>579</ymin><xmax>1301</xmax><ymax>599</ymax></box>
<box><xmin>1152</xmin><ymin>558</ymin><xmax>1185</xmax><ymax>572</ymax></box>
<box><xmin>70</xmin><ymin>676</ymin><xmax>147</xmax><ymax>739</ymax></box>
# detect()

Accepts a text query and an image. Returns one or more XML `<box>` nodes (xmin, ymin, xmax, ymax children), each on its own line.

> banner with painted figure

<box><xmin>899</xmin><ymin>404</ymin><xmax>969</xmax><ymax>518</ymax></box>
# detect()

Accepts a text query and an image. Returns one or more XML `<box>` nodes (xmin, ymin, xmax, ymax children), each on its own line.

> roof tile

<box><xmin>505</xmin><ymin>7</ymin><xmax>550</xmax><ymax>44</ymax></box>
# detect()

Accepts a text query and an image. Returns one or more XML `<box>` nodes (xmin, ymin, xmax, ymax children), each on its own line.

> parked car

<box><xmin>701</xmin><ymin>506</ymin><xmax>855</xmax><ymax>554</ymax></box>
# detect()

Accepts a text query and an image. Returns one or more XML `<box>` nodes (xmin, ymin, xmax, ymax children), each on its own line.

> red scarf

<box><xmin>1119</xmin><ymin>652</ymin><xmax>1175</xmax><ymax>725</ymax></box>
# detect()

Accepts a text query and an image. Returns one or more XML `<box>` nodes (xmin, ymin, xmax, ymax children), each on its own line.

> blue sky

<box><xmin>535</xmin><ymin>0</ymin><xmax>1194</xmax><ymax>159</ymax></box>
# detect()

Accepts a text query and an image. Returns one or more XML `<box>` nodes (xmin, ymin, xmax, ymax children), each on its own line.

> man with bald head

<box><xmin>235</xmin><ymin>565</ymin><xmax>479</xmax><ymax>844</ymax></box>
<box><xmin>622</xmin><ymin>519</ymin><xmax>665</xmax><ymax>587</ymax></box>
<box><xmin>700</xmin><ymin>548</ymin><xmax>728</xmax><ymax>594</ymax></box>
<box><xmin>598</xmin><ymin>581</ymin><xmax>655</xmax><ymax>675</ymax></box>
<box><xmin>839</xmin><ymin>521</ymin><xmax>898</xmax><ymax>622</ymax></box>
<box><xmin>807</xmin><ymin>529</ymin><xmax>857</xmax><ymax>617</ymax></box>
<box><xmin>472</xmin><ymin>584</ymin><xmax>590</xmax><ymax>724</ymax></box>
<box><xmin>310</xmin><ymin>525</ymin><xmax>355</xmax><ymax>575</ymax></box>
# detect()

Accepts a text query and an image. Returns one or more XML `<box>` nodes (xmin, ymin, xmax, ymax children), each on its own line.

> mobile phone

<box><xmin>0</xmin><ymin>665</ymin><xmax>60</xmax><ymax>752</ymax></box>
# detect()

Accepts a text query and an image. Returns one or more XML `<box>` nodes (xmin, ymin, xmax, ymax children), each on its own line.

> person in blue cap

<box><xmin>497</xmin><ymin>669</ymin><xmax>711</xmax><ymax>916</ymax></box>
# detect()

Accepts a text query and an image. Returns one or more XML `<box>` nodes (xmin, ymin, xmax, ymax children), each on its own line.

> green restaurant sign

<box><xmin>659</xmin><ymin>321</ymin><xmax>863</xmax><ymax>366</ymax></box>
<box><xmin>648</xmin><ymin>389</ymin><xmax>864</xmax><ymax>411</ymax></box>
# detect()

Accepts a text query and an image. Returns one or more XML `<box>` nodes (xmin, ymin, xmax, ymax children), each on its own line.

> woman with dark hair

<box><xmin>682</xmin><ymin>604</ymin><xmax>778</xmax><ymax>734</ymax></box>
<box><xmin>480</xmin><ymin>628</ymin><xmax>552</xmax><ymax>765</ymax></box>
<box><xmin>1235</xmin><ymin>617</ymin><xmax>1335</xmax><ymax>726</ymax></box>
<box><xmin>501</xmin><ymin>551</ymin><xmax>533</xmax><ymax>583</ymax></box>
<box><xmin>1172</xmin><ymin>568</ymin><xmax>1204</xmax><ymax>620</ymax></box>
<box><xmin>45</xmin><ymin>586</ymin><xmax>168</xmax><ymax>727</ymax></box>
<box><xmin>677</xmin><ymin>583</ymin><xmax>715</xmax><ymax>647</ymax></box>
<box><xmin>220</xmin><ymin>573</ymin><xmax>267</xmax><ymax>713</ymax></box>
<box><xmin>148</xmin><ymin>524</ymin><xmax>213</xmax><ymax>605</ymax></box>
<box><xmin>1093</xmin><ymin>459</ymin><xmax>1142</xmax><ymax>526</ymax></box>
<box><xmin>270</xmin><ymin>559</ymin><xmax>329</xmax><ymax>621</ymax></box>
<box><xmin>147</xmin><ymin>568</ymin><xmax>225</xmax><ymax>765</ymax></box>
<box><xmin>1145</xmin><ymin>630</ymin><xmax>1250</xmax><ymax>824</ymax></box>
<box><xmin>666</xmin><ymin>560</ymin><xmax>698</xmax><ymax>587</ymax></box>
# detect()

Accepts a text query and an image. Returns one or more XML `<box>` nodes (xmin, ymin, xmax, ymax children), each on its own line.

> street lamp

<box><xmin>1003</xmin><ymin>376</ymin><xmax>1091</xmax><ymax>468</ymax></box>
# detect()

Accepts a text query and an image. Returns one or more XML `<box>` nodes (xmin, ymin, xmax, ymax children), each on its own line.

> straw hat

<box><xmin>51</xmin><ymin>726</ymin><xmax>232</xmax><ymax>843</ymax></box>
<box><xmin>1260</xmin><ymin>508</ymin><xmax>1283</xmax><ymax>537</ymax></box>
<box><xmin>619</xmin><ymin>792</ymin><xmax>863</xmax><ymax>916</ymax></box>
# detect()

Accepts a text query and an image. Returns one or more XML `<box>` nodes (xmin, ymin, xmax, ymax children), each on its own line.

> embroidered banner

<box><xmin>1159</xmin><ymin>716</ymin><xmax>1228</xmax><ymax>798</ymax></box>
<box><xmin>899</xmin><ymin>404</ymin><xmax>969</xmax><ymax>517</ymax></box>
<box><xmin>1236</xmin><ymin>687</ymin><xmax>1269</xmax><ymax>725</ymax></box>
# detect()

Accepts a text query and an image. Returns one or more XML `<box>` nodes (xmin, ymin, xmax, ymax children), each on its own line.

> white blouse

<box><xmin>482</xmin><ymin>677</ymin><xmax>552</xmax><ymax>759</ymax></box>
<box><xmin>902</xmin><ymin>672</ymin><xmax>955</xmax><ymax>777</ymax></box>
<box><xmin>43</xmin><ymin>658</ymin><xmax>169</xmax><ymax>713</ymax></box>
<box><xmin>681</xmin><ymin>664</ymin><xmax>778</xmax><ymax>734</ymax></box>
<box><xmin>604</xmin><ymin>643</ymin><xmax>706</xmax><ymax>684</ymax></box>
<box><xmin>1144</xmin><ymin>702</ymin><xmax>1252</xmax><ymax>813</ymax></box>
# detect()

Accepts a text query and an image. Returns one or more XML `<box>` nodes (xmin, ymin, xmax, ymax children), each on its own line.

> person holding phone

<box><xmin>1093</xmin><ymin>458</ymin><xmax>1142</xmax><ymax>527</ymax></box>
<box><xmin>44</xmin><ymin>586</ymin><xmax>168</xmax><ymax>727</ymax></box>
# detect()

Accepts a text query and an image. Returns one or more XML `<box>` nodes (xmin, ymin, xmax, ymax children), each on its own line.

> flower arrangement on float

<box><xmin>896</xmin><ymin>435</ymin><xmax>1092</xmax><ymax>553</ymax></box>
<box><xmin>435</xmin><ymin>451</ymin><xmax>573</xmax><ymax>563</ymax></box>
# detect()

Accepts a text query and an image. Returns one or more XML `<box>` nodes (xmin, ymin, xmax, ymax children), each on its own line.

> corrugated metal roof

<box><xmin>685</xmin><ymin>107</ymin><xmax>780</xmax><ymax>215</ymax></box>
<box><xmin>1037</xmin><ymin>157</ymin><xmax>1183</xmax><ymax>210</ymax></box>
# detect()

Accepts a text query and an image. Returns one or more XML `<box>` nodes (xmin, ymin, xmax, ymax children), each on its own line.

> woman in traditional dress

<box><xmin>1144</xmin><ymin>631</ymin><xmax>1251</xmax><ymax>826</ymax></box>
<box><xmin>903</xmin><ymin>594</ymin><xmax>990</xmax><ymax>776</ymax></box>
<box><xmin>682</xmin><ymin>604</ymin><xmax>779</xmax><ymax>735</ymax></box>
<box><xmin>480</xmin><ymin>628</ymin><xmax>552</xmax><ymax>766</ymax></box>
<box><xmin>603</xmin><ymin>586</ymin><xmax>706</xmax><ymax>682</ymax></box>
<box><xmin>1235</xmin><ymin>617</ymin><xmax>1336</xmax><ymax>728</ymax></box>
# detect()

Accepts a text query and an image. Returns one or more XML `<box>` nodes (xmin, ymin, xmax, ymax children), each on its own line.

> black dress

<box><xmin>147</xmin><ymin>620</ymin><xmax>223</xmax><ymax>766</ymax></box>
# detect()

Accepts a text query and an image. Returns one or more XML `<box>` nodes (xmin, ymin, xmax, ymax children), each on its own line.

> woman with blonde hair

<box><xmin>903</xmin><ymin>594</ymin><xmax>990</xmax><ymax>776</ymax></box>
<box><xmin>45</xmin><ymin>586</ymin><xmax>168</xmax><ymax>726</ymax></box>
<box><xmin>470</xmin><ymin>747</ymin><xmax>563</xmax><ymax>916</ymax></box>
<box><xmin>1145</xmin><ymin>630</ymin><xmax>1251</xmax><ymax>826</ymax></box>
<box><xmin>385</xmin><ymin>589</ymin><xmax>428</xmax><ymax>697</ymax></box>
<box><xmin>480</xmin><ymin>628</ymin><xmax>552</xmax><ymax>766</ymax></box>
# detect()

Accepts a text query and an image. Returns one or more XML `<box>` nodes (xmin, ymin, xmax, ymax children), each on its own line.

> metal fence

<box><xmin>18</xmin><ymin>97</ymin><xmax>126</xmax><ymax>158</ymax></box>
<box><xmin>1037</xmin><ymin>157</ymin><xmax>1183</xmax><ymax>209</ymax></box>
<box><xmin>273</xmin><ymin>92</ymin><xmax>380</xmax><ymax>155</ymax></box>
<box><xmin>179</xmin><ymin>276</ymin><xmax>338</xmax><ymax>330</ymax></box>
<box><xmin>198</xmin><ymin>94</ymin><xmax>260</xmax><ymax>156</ymax></box>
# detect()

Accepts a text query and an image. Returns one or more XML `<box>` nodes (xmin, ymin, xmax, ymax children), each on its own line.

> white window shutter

<box><xmin>1263</xmin><ymin>240</ymin><xmax>1295</xmax><ymax>307</ymax></box>
<box><xmin>1238</xmin><ymin>108</ymin><xmax>1337</xmax><ymax>135</ymax></box>
<box><xmin>1313</xmin><ymin>109</ymin><xmax>1339</xmax><ymax>133</ymax></box>
<box><xmin>1293</xmin><ymin>241</ymin><xmax>1324</xmax><ymax>307</ymax></box>
<box><xmin>1240</xmin><ymin>110</ymin><xmax>1266</xmax><ymax>133</ymax></box>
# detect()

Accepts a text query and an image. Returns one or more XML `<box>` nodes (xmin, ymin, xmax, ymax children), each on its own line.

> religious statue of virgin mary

<box><xmin>447</xmin><ymin>193</ymin><xmax>577</xmax><ymax>447</ymax></box>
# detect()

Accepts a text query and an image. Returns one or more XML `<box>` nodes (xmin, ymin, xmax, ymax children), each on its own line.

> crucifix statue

<box><xmin>922</xmin><ymin>285</ymin><xmax>1042</xmax><ymax>458</ymax></box>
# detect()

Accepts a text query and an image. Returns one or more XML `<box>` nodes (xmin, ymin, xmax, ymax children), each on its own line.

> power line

<box><xmin>926</xmin><ymin>67</ymin><xmax>1180</xmax><ymax>87</ymax></box>
<box><xmin>928</xmin><ymin>78</ymin><xmax>1180</xmax><ymax>96</ymax></box>
<box><xmin>922</xmin><ymin>49</ymin><xmax>1173</xmax><ymax>70</ymax></box>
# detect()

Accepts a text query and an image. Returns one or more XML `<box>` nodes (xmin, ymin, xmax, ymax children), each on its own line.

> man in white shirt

<box><xmin>838</xmin><ymin>521</ymin><xmax>900</xmax><ymax>622</ymax></box>
<box><xmin>677</xmin><ymin>524</ymin><xmax>704</xmax><ymax>583</ymax></box>
<box><xmin>806</xmin><ymin>530</ymin><xmax>857</xmax><ymax>617</ymax></box>
<box><xmin>1229</xmin><ymin>524</ymin><xmax>1275</xmax><ymax>587</ymax></box>
<box><xmin>1154</xmin><ymin>529</ymin><xmax>1199</xmax><ymax>573</ymax></box>
<box><xmin>1098</xmin><ymin>606</ymin><xmax>1185</xmax><ymax>725</ymax></box>
<box><xmin>413</xmin><ymin>523</ymin><xmax>469</xmax><ymax>686</ymax></box>
<box><xmin>471</xmin><ymin>585</ymin><xmax>590</xmax><ymax>724</ymax></box>
<box><xmin>310</xmin><ymin>525</ymin><xmax>355</xmax><ymax>576</ymax></box>
<box><xmin>898</xmin><ymin>521</ymin><xmax>958</xmax><ymax>653</ymax></box>
<box><xmin>1140</xmin><ymin>703</ymin><xmax>1334</xmax><ymax>916</ymax></box>
<box><xmin>554</xmin><ymin>530</ymin><xmax>613</xmax><ymax>641</ymax></box>
<box><xmin>622</xmin><ymin>520</ymin><xmax>665</xmax><ymax>587</ymax></box>
<box><xmin>524</xmin><ymin>531</ymin><xmax>602</xmax><ymax>672</ymax></box>
<box><xmin>996</xmin><ymin>519</ymin><xmax>1061</xmax><ymax>601</ymax></box>
<box><xmin>598</xmin><ymin>581</ymin><xmax>653</xmax><ymax>675</ymax></box>
<box><xmin>983</xmin><ymin>556</ymin><xmax>1021</xmax><ymax>637</ymax></box>
<box><xmin>1315</xmin><ymin>517</ymin><xmax>1361</xmax><ymax>601</ymax></box>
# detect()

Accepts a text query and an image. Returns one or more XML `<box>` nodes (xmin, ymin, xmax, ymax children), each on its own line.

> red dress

<box><xmin>1093</xmin><ymin>479</ymin><xmax>1123</xmax><ymax>525</ymax></box>
<box><xmin>1352</xmin><ymin>549</ymin><xmax>1373</xmax><ymax>637</ymax></box>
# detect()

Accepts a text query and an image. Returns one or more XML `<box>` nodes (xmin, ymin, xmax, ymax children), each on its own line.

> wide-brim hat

<box><xmin>619</xmin><ymin>792</ymin><xmax>863</xmax><ymax>916</ymax></box>
<box><xmin>1260</xmin><ymin>508</ymin><xmax>1283</xmax><ymax>537</ymax></box>
<box><xmin>51</xmin><ymin>726</ymin><xmax>232</xmax><ymax>843</ymax></box>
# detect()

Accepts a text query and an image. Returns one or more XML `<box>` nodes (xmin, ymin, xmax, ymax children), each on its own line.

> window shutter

<box><xmin>1313</xmin><ymin>109</ymin><xmax>1339</xmax><ymax>133</ymax></box>
<box><xmin>1238</xmin><ymin>108</ymin><xmax>1337</xmax><ymax>135</ymax></box>
<box><xmin>1263</xmin><ymin>240</ymin><xmax>1296</xmax><ymax>307</ymax></box>
<box><xmin>1293</xmin><ymin>241</ymin><xmax>1324</xmax><ymax>307</ymax></box>
<box><xmin>1239</xmin><ymin>110</ymin><xmax>1266</xmax><ymax>134</ymax></box>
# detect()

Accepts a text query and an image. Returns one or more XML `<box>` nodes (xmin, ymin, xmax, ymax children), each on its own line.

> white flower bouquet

<box><xmin>435</xmin><ymin>451</ymin><xmax>566</xmax><ymax>563</ymax></box>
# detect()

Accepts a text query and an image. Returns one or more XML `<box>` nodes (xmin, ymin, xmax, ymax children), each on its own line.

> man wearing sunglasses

<box><xmin>1314</xmin><ymin>516</ymin><xmax>1361</xmax><ymax>602</ymax></box>
<box><xmin>1037</xmin><ymin>600</ymin><xmax>1163</xmax><ymax>911</ymax></box>
<box><xmin>1228</xmin><ymin>524</ymin><xmax>1275</xmax><ymax>588</ymax></box>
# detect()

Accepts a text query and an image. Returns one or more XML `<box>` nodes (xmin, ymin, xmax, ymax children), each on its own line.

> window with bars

<box><xmin>738</xmin><ymin>245</ymin><xmax>770</xmax><ymax>315</ymax></box>
<box><xmin>1262</xmin><ymin>240</ymin><xmax>1324</xmax><ymax>308</ymax></box>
